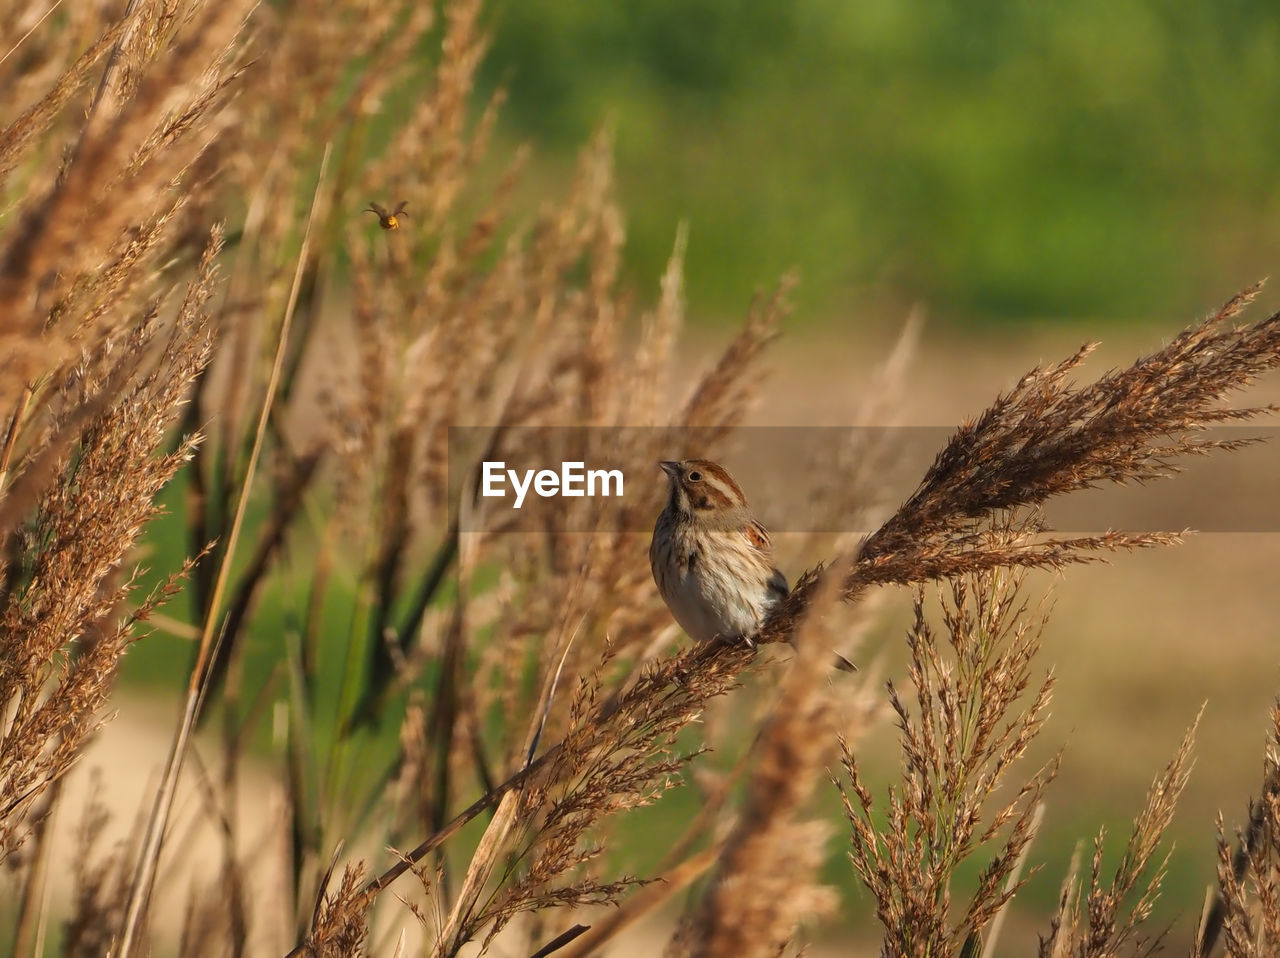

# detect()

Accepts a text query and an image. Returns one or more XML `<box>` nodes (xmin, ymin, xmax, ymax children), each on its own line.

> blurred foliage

<box><xmin>481</xmin><ymin>0</ymin><xmax>1280</xmax><ymax>326</ymax></box>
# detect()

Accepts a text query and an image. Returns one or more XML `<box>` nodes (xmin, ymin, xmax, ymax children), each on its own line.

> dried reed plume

<box><xmin>838</xmin><ymin>565</ymin><xmax>1057</xmax><ymax>957</ymax></box>
<box><xmin>1195</xmin><ymin>701</ymin><xmax>1280</xmax><ymax>958</ymax></box>
<box><xmin>761</xmin><ymin>283</ymin><xmax>1280</xmax><ymax>644</ymax></box>
<box><xmin>5</xmin><ymin>0</ymin><xmax>1280</xmax><ymax>956</ymax></box>
<box><xmin>1038</xmin><ymin>716</ymin><xmax>1198</xmax><ymax>957</ymax></box>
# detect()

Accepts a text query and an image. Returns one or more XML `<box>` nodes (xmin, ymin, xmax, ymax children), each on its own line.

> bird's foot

<box><xmin>715</xmin><ymin>632</ymin><xmax>756</xmax><ymax>651</ymax></box>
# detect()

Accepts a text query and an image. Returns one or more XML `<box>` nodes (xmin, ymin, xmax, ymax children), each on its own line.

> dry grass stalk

<box><xmin>62</xmin><ymin>773</ymin><xmax>137</xmax><ymax>958</ymax></box>
<box><xmin>554</xmin><ymin>844</ymin><xmax>723</xmax><ymax>958</ymax></box>
<box><xmin>0</xmin><ymin>229</ymin><xmax>219</xmax><ymax>864</ymax></box>
<box><xmin>118</xmin><ymin>141</ymin><xmax>333</xmax><ymax>958</ymax></box>
<box><xmin>1196</xmin><ymin>701</ymin><xmax>1280</xmax><ymax>958</ymax></box>
<box><xmin>837</xmin><ymin>562</ymin><xmax>1057</xmax><ymax>957</ymax></box>
<box><xmin>672</xmin><ymin>568</ymin><xmax>853</xmax><ymax>958</ymax></box>
<box><xmin>0</xmin><ymin>15</ymin><xmax>127</xmax><ymax>186</ymax></box>
<box><xmin>1035</xmin><ymin>714</ymin><xmax>1199</xmax><ymax>957</ymax></box>
<box><xmin>981</xmin><ymin>800</ymin><xmax>1046</xmax><ymax>958</ymax></box>
<box><xmin>301</xmin><ymin>862</ymin><xmax>372</xmax><ymax>958</ymax></box>
<box><xmin>118</xmin><ymin>134</ymin><xmax>335</xmax><ymax>957</ymax></box>
<box><xmin>761</xmin><ymin>283</ymin><xmax>1280</xmax><ymax>645</ymax></box>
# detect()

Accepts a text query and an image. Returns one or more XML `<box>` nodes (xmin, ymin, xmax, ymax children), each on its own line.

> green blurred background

<box><xmin>479</xmin><ymin>0</ymin><xmax>1280</xmax><ymax>328</ymax></box>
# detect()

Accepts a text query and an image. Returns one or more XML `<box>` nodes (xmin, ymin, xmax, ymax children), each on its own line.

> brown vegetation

<box><xmin>2</xmin><ymin>1</ymin><xmax>1280</xmax><ymax>956</ymax></box>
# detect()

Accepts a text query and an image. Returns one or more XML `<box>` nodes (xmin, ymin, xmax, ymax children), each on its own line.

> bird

<box><xmin>365</xmin><ymin>200</ymin><xmax>409</xmax><ymax>230</ymax></box>
<box><xmin>650</xmin><ymin>458</ymin><xmax>788</xmax><ymax>647</ymax></box>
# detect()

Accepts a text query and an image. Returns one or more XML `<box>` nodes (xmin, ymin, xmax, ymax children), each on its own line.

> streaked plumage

<box><xmin>650</xmin><ymin>459</ymin><xmax>787</xmax><ymax>644</ymax></box>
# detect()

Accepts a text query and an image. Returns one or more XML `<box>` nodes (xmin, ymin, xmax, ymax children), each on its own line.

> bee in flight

<box><xmin>365</xmin><ymin>200</ymin><xmax>409</xmax><ymax>230</ymax></box>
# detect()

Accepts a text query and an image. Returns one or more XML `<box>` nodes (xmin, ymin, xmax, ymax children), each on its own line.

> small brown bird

<box><xmin>365</xmin><ymin>200</ymin><xmax>409</xmax><ymax>230</ymax></box>
<box><xmin>650</xmin><ymin>459</ymin><xmax>787</xmax><ymax>646</ymax></box>
<box><xmin>651</xmin><ymin>458</ymin><xmax>858</xmax><ymax>671</ymax></box>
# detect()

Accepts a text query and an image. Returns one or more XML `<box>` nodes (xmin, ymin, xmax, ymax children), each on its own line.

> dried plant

<box><xmin>4</xmin><ymin>1</ymin><xmax>1280</xmax><ymax>957</ymax></box>
<box><xmin>0</xmin><ymin>233</ymin><xmax>220</xmax><ymax>863</ymax></box>
<box><xmin>760</xmin><ymin>283</ymin><xmax>1280</xmax><ymax>641</ymax></box>
<box><xmin>1038</xmin><ymin>716</ymin><xmax>1198</xmax><ymax>957</ymax></box>
<box><xmin>302</xmin><ymin>863</ymin><xmax>372</xmax><ymax>958</ymax></box>
<box><xmin>671</xmin><ymin>571</ymin><xmax>851</xmax><ymax>958</ymax></box>
<box><xmin>62</xmin><ymin>774</ymin><xmax>136</xmax><ymax>958</ymax></box>
<box><xmin>1195</xmin><ymin>702</ymin><xmax>1280</xmax><ymax>958</ymax></box>
<box><xmin>837</xmin><ymin>562</ymin><xmax>1057</xmax><ymax>957</ymax></box>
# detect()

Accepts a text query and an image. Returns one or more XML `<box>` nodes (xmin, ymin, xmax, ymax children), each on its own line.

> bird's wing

<box><xmin>742</xmin><ymin>517</ymin><xmax>771</xmax><ymax>554</ymax></box>
<box><xmin>744</xmin><ymin>518</ymin><xmax>789</xmax><ymax>600</ymax></box>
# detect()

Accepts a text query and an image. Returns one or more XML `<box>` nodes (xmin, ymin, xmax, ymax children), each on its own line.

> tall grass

<box><xmin>2</xmin><ymin>2</ymin><xmax>1280</xmax><ymax>957</ymax></box>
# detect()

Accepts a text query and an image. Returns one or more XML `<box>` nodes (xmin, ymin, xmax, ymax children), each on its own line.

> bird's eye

<box><xmin>687</xmin><ymin>470</ymin><xmax>702</xmax><ymax>482</ymax></box>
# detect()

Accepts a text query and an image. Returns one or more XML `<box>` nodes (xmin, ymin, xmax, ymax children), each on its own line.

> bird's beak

<box><xmin>659</xmin><ymin>460</ymin><xmax>680</xmax><ymax>479</ymax></box>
